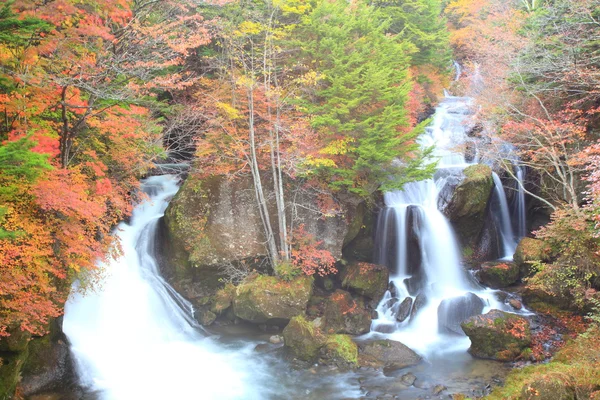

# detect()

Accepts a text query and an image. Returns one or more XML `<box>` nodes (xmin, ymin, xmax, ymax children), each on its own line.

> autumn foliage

<box><xmin>0</xmin><ymin>0</ymin><xmax>209</xmax><ymax>336</ymax></box>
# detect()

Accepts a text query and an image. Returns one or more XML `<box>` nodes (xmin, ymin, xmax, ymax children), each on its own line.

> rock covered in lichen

<box><xmin>233</xmin><ymin>274</ymin><xmax>313</xmax><ymax>324</ymax></box>
<box><xmin>341</xmin><ymin>262</ymin><xmax>389</xmax><ymax>301</ymax></box>
<box><xmin>461</xmin><ymin>309</ymin><xmax>531</xmax><ymax>361</ymax></box>
<box><xmin>282</xmin><ymin>315</ymin><xmax>325</xmax><ymax>361</ymax></box>
<box><xmin>476</xmin><ymin>261</ymin><xmax>519</xmax><ymax>288</ymax></box>
<box><xmin>444</xmin><ymin>164</ymin><xmax>494</xmax><ymax>246</ymax></box>
<box><xmin>323</xmin><ymin>290</ymin><xmax>371</xmax><ymax>335</ymax></box>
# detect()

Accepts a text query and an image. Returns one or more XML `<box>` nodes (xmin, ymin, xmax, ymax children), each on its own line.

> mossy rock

<box><xmin>321</xmin><ymin>335</ymin><xmax>358</xmax><ymax>367</ymax></box>
<box><xmin>323</xmin><ymin>290</ymin><xmax>371</xmax><ymax>335</ymax></box>
<box><xmin>0</xmin><ymin>347</ymin><xmax>29</xmax><ymax>400</ymax></box>
<box><xmin>282</xmin><ymin>316</ymin><xmax>325</xmax><ymax>361</ymax></box>
<box><xmin>341</xmin><ymin>262</ymin><xmax>389</xmax><ymax>301</ymax></box>
<box><xmin>233</xmin><ymin>274</ymin><xmax>313</xmax><ymax>324</ymax></box>
<box><xmin>514</xmin><ymin>238</ymin><xmax>553</xmax><ymax>278</ymax></box>
<box><xmin>461</xmin><ymin>309</ymin><xmax>531</xmax><ymax>361</ymax></box>
<box><xmin>19</xmin><ymin>320</ymin><xmax>75</xmax><ymax>397</ymax></box>
<box><xmin>445</xmin><ymin>164</ymin><xmax>493</xmax><ymax>246</ymax></box>
<box><xmin>476</xmin><ymin>261</ymin><xmax>519</xmax><ymax>289</ymax></box>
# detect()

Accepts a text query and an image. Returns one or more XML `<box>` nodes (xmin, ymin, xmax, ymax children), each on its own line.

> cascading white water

<box><xmin>370</xmin><ymin>95</ymin><xmax>510</xmax><ymax>356</ymax></box>
<box><xmin>514</xmin><ymin>166</ymin><xmax>527</xmax><ymax>239</ymax></box>
<box><xmin>492</xmin><ymin>172</ymin><xmax>517</xmax><ymax>259</ymax></box>
<box><xmin>63</xmin><ymin>176</ymin><xmax>260</xmax><ymax>400</ymax></box>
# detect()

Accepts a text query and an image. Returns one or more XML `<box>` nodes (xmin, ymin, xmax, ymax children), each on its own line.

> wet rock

<box><xmin>396</xmin><ymin>297</ymin><xmax>413</xmax><ymax>323</ymax></box>
<box><xmin>358</xmin><ymin>340</ymin><xmax>422</xmax><ymax>370</ymax></box>
<box><xmin>410</xmin><ymin>293</ymin><xmax>428</xmax><ymax>321</ymax></box>
<box><xmin>509</xmin><ymin>299</ymin><xmax>523</xmax><ymax>310</ymax></box>
<box><xmin>384</xmin><ymin>297</ymin><xmax>399</xmax><ymax>309</ymax></box>
<box><xmin>476</xmin><ymin>261</ymin><xmax>519</xmax><ymax>289</ymax></box>
<box><xmin>437</xmin><ymin>292</ymin><xmax>485</xmax><ymax>335</ymax></box>
<box><xmin>372</xmin><ymin>323</ymin><xmax>396</xmax><ymax>334</ymax></box>
<box><xmin>403</xmin><ymin>276</ymin><xmax>423</xmax><ymax>296</ymax></box>
<box><xmin>406</xmin><ymin>206</ymin><xmax>424</xmax><ymax>278</ymax></box>
<box><xmin>282</xmin><ymin>316</ymin><xmax>325</xmax><ymax>361</ymax></box>
<box><xmin>323</xmin><ymin>290</ymin><xmax>371</xmax><ymax>335</ymax></box>
<box><xmin>432</xmin><ymin>384</ymin><xmax>447</xmax><ymax>395</ymax></box>
<box><xmin>445</xmin><ymin>164</ymin><xmax>494</xmax><ymax>247</ymax></box>
<box><xmin>461</xmin><ymin>309</ymin><xmax>531</xmax><ymax>361</ymax></box>
<box><xmin>514</xmin><ymin>238</ymin><xmax>553</xmax><ymax>278</ymax></box>
<box><xmin>0</xmin><ymin>348</ymin><xmax>29</xmax><ymax>399</ymax></box>
<box><xmin>400</xmin><ymin>373</ymin><xmax>417</xmax><ymax>386</ymax></box>
<box><xmin>269</xmin><ymin>335</ymin><xmax>283</xmax><ymax>344</ymax></box>
<box><xmin>341</xmin><ymin>262</ymin><xmax>389</xmax><ymax>301</ymax></box>
<box><xmin>233</xmin><ymin>274</ymin><xmax>313</xmax><ymax>324</ymax></box>
<box><xmin>198</xmin><ymin>309</ymin><xmax>217</xmax><ymax>326</ymax></box>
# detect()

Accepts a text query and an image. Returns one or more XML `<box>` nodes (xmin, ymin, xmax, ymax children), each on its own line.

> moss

<box><xmin>486</xmin><ymin>328</ymin><xmax>600</xmax><ymax>400</ymax></box>
<box><xmin>233</xmin><ymin>274</ymin><xmax>313</xmax><ymax>323</ymax></box>
<box><xmin>323</xmin><ymin>335</ymin><xmax>358</xmax><ymax>365</ymax></box>
<box><xmin>462</xmin><ymin>310</ymin><xmax>531</xmax><ymax>361</ymax></box>
<box><xmin>445</xmin><ymin>164</ymin><xmax>493</xmax><ymax>246</ymax></box>
<box><xmin>211</xmin><ymin>283</ymin><xmax>235</xmax><ymax>314</ymax></box>
<box><xmin>477</xmin><ymin>261</ymin><xmax>519</xmax><ymax>288</ymax></box>
<box><xmin>283</xmin><ymin>315</ymin><xmax>325</xmax><ymax>361</ymax></box>
<box><xmin>0</xmin><ymin>347</ymin><xmax>29</xmax><ymax>400</ymax></box>
<box><xmin>341</xmin><ymin>262</ymin><xmax>388</xmax><ymax>300</ymax></box>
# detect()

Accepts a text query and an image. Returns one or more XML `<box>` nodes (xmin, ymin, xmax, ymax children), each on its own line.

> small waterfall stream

<box><xmin>370</xmin><ymin>94</ymin><xmax>525</xmax><ymax>356</ymax></box>
<box><xmin>492</xmin><ymin>172</ymin><xmax>517</xmax><ymax>259</ymax></box>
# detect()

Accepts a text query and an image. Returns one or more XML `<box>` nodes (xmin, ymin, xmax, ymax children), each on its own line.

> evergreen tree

<box><xmin>296</xmin><ymin>0</ymin><xmax>435</xmax><ymax>196</ymax></box>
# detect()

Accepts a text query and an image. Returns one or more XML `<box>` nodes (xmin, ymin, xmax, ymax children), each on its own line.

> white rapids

<box><xmin>369</xmin><ymin>94</ymin><xmax>529</xmax><ymax>357</ymax></box>
<box><xmin>63</xmin><ymin>176</ymin><xmax>260</xmax><ymax>400</ymax></box>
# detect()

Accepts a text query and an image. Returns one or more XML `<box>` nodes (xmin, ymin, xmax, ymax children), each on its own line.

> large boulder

<box><xmin>437</xmin><ymin>292</ymin><xmax>485</xmax><ymax>335</ymax></box>
<box><xmin>19</xmin><ymin>320</ymin><xmax>76</xmax><ymax>397</ymax></box>
<box><xmin>233</xmin><ymin>274</ymin><xmax>313</xmax><ymax>324</ymax></box>
<box><xmin>341</xmin><ymin>262</ymin><xmax>389</xmax><ymax>301</ymax></box>
<box><xmin>358</xmin><ymin>340</ymin><xmax>422</xmax><ymax>370</ymax></box>
<box><xmin>282</xmin><ymin>316</ymin><xmax>325</xmax><ymax>361</ymax></box>
<box><xmin>162</xmin><ymin>174</ymin><xmax>362</xmax><ymax>273</ymax></box>
<box><xmin>514</xmin><ymin>237</ymin><xmax>553</xmax><ymax>277</ymax></box>
<box><xmin>476</xmin><ymin>261</ymin><xmax>519</xmax><ymax>288</ymax></box>
<box><xmin>444</xmin><ymin>164</ymin><xmax>494</xmax><ymax>246</ymax></box>
<box><xmin>461</xmin><ymin>309</ymin><xmax>531</xmax><ymax>361</ymax></box>
<box><xmin>323</xmin><ymin>290</ymin><xmax>371</xmax><ymax>335</ymax></box>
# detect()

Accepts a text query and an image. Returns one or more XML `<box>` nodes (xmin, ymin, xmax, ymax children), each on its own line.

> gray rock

<box><xmin>358</xmin><ymin>339</ymin><xmax>422</xmax><ymax>371</ymax></box>
<box><xmin>395</xmin><ymin>297</ymin><xmax>413</xmax><ymax>323</ymax></box>
<box><xmin>437</xmin><ymin>292</ymin><xmax>485</xmax><ymax>335</ymax></box>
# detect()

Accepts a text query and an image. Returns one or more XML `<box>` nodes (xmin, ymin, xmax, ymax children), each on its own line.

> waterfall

<box><xmin>63</xmin><ymin>176</ymin><xmax>258</xmax><ymax>400</ymax></box>
<box><xmin>492</xmin><ymin>172</ymin><xmax>517</xmax><ymax>259</ymax></box>
<box><xmin>370</xmin><ymin>95</ymin><xmax>508</xmax><ymax>356</ymax></box>
<box><xmin>514</xmin><ymin>166</ymin><xmax>527</xmax><ymax>239</ymax></box>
